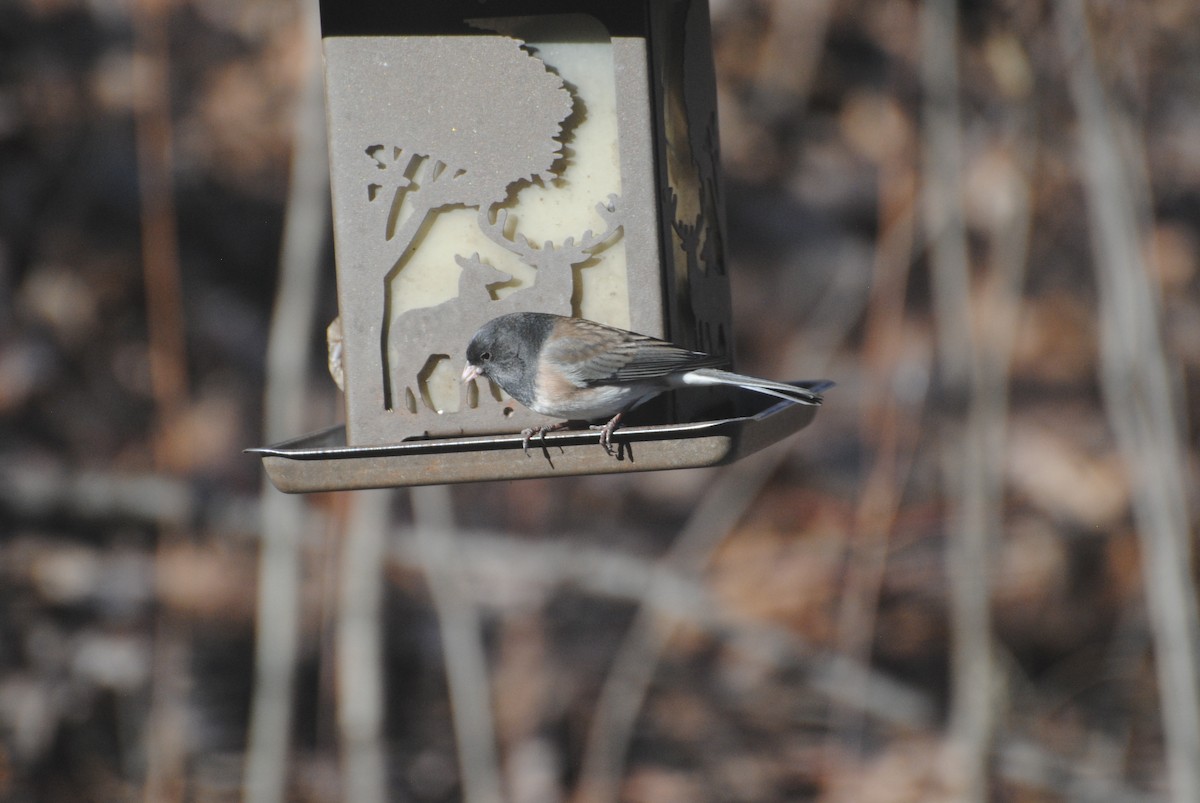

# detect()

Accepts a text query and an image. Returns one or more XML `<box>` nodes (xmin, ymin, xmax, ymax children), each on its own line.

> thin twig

<box><xmin>260</xmin><ymin>2</ymin><xmax>330</xmax><ymax>445</ymax></box>
<box><xmin>131</xmin><ymin>0</ymin><xmax>190</xmax><ymax>798</ymax></box>
<box><xmin>245</xmin><ymin>491</ymin><xmax>307</xmax><ymax>803</ymax></box>
<box><xmin>572</xmin><ymin>145</ymin><xmax>865</xmax><ymax>801</ymax></box>
<box><xmin>410</xmin><ymin>516</ymin><xmax>1156</xmax><ymax>802</ymax></box>
<box><xmin>389</xmin><ymin>526</ymin><xmax>935</xmax><ymax>731</ymax></box>
<box><xmin>133</xmin><ymin>0</ymin><xmax>188</xmax><ymax>443</ymax></box>
<box><xmin>0</xmin><ymin>463</ymin><xmax>197</xmax><ymax>526</ymax></box>
<box><xmin>829</xmin><ymin>132</ymin><xmax>924</xmax><ymax>756</ymax></box>
<box><xmin>1056</xmin><ymin>2</ymin><xmax>1200</xmax><ymax>800</ymax></box>
<box><xmin>572</xmin><ymin>447</ymin><xmax>794</xmax><ymax>803</ymax></box>
<box><xmin>409</xmin><ymin>485</ymin><xmax>505</xmax><ymax>803</ymax></box>
<box><xmin>391</xmin><ymin>528</ymin><xmax>712</xmax><ymax>617</ymax></box>
<box><xmin>998</xmin><ymin>737</ymin><xmax>1160</xmax><ymax>803</ymax></box>
<box><xmin>753</xmin><ymin>0</ymin><xmax>833</xmax><ymax>109</ymax></box>
<box><xmin>920</xmin><ymin>0</ymin><xmax>994</xmax><ymax>798</ymax></box>
<box><xmin>243</xmin><ymin>0</ymin><xmax>329</xmax><ymax>799</ymax></box>
<box><xmin>337</xmin><ymin>490</ymin><xmax>391</xmax><ymax>803</ymax></box>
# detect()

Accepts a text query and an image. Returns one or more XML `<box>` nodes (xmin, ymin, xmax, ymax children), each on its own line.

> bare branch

<box><xmin>1056</xmin><ymin>2</ymin><xmax>1200</xmax><ymax>800</ymax></box>
<box><xmin>409</xmin><ymin>486</ymin><xmax>504</xmax><ymax>803</ymax></box>
<box><xmin>337</xmin><ymin>491</ymin><xmax>391</xmax><ymax>803</ymax></box>
<box><xmin>245</xmin><ymin>0</ymin><xmax>329</xmax><ymax>799</ymax></box>
<box><xmin>920</xmin><ymin>1</ymin><xmax>996</xmax><ymax>799</ymax></box>
<box><xmin>573</xmin><ymin>449</ymin><xmax>795</xmax><ymax>803</ymax></box>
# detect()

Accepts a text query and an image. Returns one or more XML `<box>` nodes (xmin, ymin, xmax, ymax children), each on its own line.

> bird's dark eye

<box><xmin>480</xmin><ymin>351</ymin><xmax>492</xmax><ymax>361</ymax></box>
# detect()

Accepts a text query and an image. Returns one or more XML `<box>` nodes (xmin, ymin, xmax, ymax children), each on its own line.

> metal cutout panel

<box><xmin>320</xmin><ymin>1</ymin><xmax>731</xmax><ymax>448</ymax></box>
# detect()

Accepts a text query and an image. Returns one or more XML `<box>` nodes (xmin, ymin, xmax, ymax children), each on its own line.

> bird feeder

<box><xmin>251</xmin><ymin>0</ymin><xmax>821</xmax><ymax>491</ymax></box>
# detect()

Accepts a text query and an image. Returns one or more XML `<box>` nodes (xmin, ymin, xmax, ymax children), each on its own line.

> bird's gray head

<box><xmin>461</xmin><ymin>312</ymin><xmax>555</xmax><ymax>406</ymax></box>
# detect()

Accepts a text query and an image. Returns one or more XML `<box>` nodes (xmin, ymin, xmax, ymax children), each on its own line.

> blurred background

<box><xmin>2</xmin><ymin>0</ymin><xmax>1199</xmax><ymax>801</ymax></box>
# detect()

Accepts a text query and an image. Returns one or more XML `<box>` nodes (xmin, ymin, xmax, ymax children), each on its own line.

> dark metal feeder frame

<box><xmin>253</xmin><ymin>0</ymin><xmax>820</xmax><ymax>491</ymax></box>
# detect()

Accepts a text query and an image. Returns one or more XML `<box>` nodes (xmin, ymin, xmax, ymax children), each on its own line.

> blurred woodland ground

<box><xmin>2</xmin><ymin>0</ymin><xmax>1200</xmax><ymax>801</ymax></box>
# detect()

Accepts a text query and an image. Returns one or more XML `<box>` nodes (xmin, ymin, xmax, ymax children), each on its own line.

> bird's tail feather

<box><xmin>685</xmin><ymin>369</ymin><xmax>832</xmax><ymax>405</ymax></box>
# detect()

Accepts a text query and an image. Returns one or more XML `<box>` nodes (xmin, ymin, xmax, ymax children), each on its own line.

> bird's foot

<box><xmin>590</xmin><ymin>413</ymin><xmax>624</xmax><ymax>458</ymax></box>
<box><xmin>521</xmin><ymin>422</ymin><xmax>568</xmax><ymax>459</ymax></box>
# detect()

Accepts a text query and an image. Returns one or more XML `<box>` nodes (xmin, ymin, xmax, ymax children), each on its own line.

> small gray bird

<box><xmin>462</xmin><ymin>312</ymin><xmax>831</xmax><ymax>456</ymax></box>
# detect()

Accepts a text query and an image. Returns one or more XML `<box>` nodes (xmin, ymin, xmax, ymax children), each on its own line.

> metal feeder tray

<box><xmin>248</xmin><ymin>398</ymin><xmax>818</xmax><ymax>492</ymax></box>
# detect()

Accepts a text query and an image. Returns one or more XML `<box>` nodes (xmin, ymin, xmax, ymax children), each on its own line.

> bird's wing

<box><xmin>544</xmin><ymin>318</ymin><xmax>723</xmax><ymax>386</ymax></box>
<box><xmin>605</xmin><ymin>338</ymin><xmax>725</xmax><ymax>382</ymax></box>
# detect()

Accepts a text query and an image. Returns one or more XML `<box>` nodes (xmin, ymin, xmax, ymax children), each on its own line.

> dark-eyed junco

<box><xmin>462</xmin><ymin>311</ymin><xmax>832</xmax><ymax>457</ymax></box>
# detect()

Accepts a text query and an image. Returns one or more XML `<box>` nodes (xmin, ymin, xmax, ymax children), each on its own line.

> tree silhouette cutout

<box><xmin>337</xmin><ymin>35</ymin><xmax>574</xmax><ymax>412</ymax></box>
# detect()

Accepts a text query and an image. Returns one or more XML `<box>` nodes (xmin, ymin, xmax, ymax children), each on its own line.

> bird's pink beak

<box><xmin>462</xmin><ymin>363</ymin><xmax>482</xmax><ymax>383</ymax></box>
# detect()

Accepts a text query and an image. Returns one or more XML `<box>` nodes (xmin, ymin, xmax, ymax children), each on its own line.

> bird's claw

<box><xmin>590</xmin><ymin>413</ymin><xmax>624</xmax><ymax>458</ymax></box>
<box><xmin>521</xmin><ymin>424</ymin><xmax>566</xmax><ymax>460</ymax></box>
<box><xmin>520</xmin><ymin>418</ymin><xmax>624</xmax><ymax>462</ymax></box>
